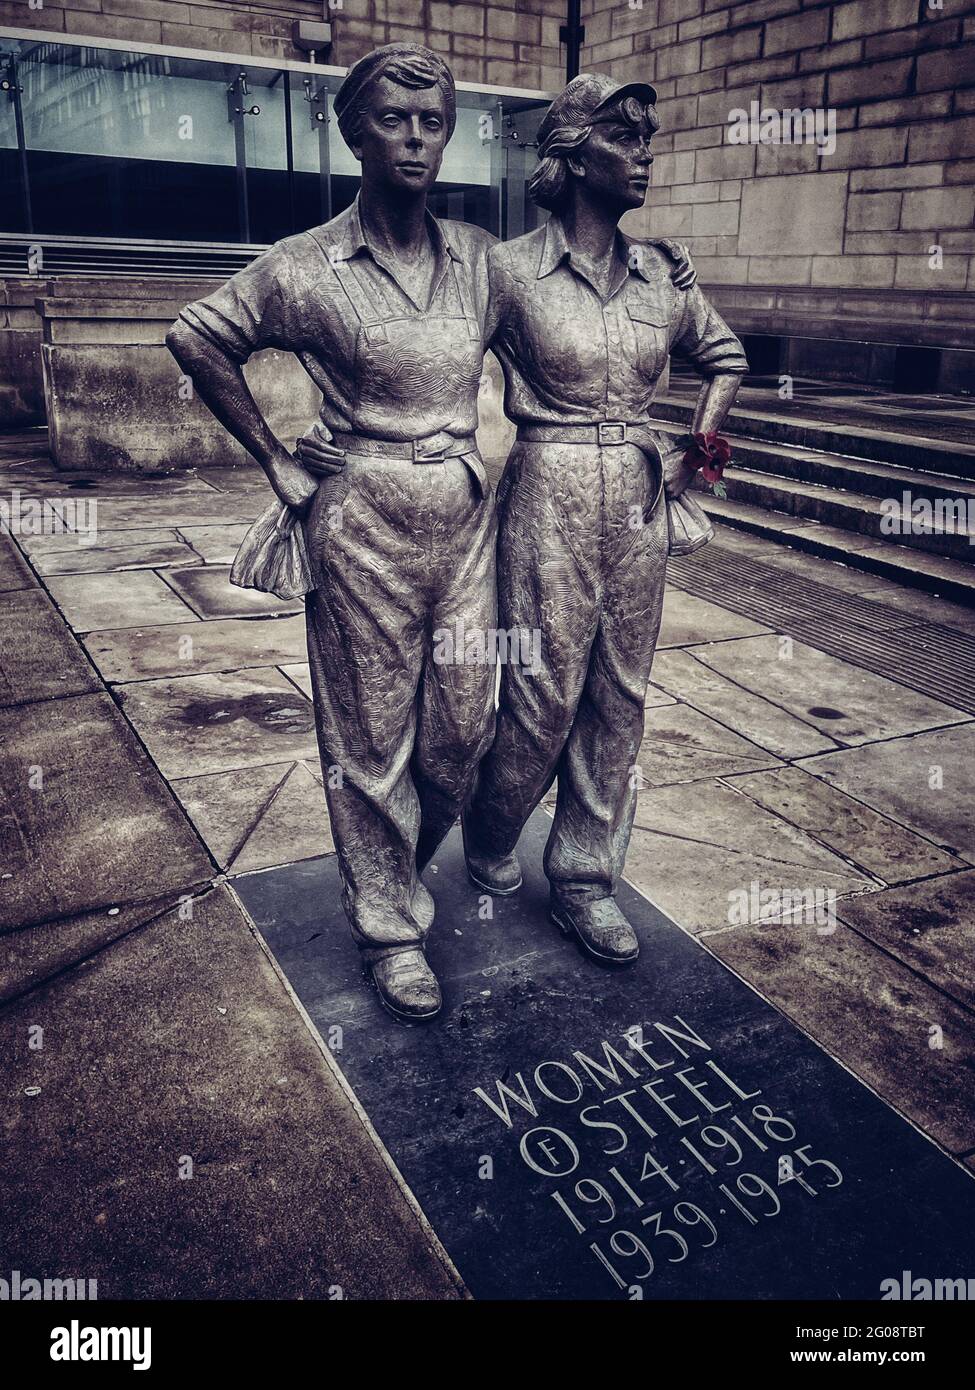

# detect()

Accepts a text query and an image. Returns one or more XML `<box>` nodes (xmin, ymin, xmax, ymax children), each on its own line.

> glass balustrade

<box><xmin>0</xmin><ymin>32</ymin><xmax>549</xmax><ymax>251</ymax></box>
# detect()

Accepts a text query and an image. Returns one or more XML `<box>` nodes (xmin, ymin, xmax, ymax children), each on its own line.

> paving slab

<box><xmin>32</xmin><ymin>542</ymin><xmax>201</xmax><ymax>575</ymax></box>
<box><xmin>196</xmin><ymin>466</ymin><xmax>269</xmax><ymax>493</ymax></box>
<box><xmin>46</xmin><ymin>570</ymin><xmax>200</xmax><ymax>632</ymax></box>
<box><xmin>0</xmin><ymin>885</ymin><xmax>462</xmax><ymax>1300</ymax></box>
<box><xmin>0</xmin><ymin>692</ymin><xmax>212</xmax><ymax>931</ymax></box>
<box><xmin>636</xmin><ymin>702</ymin><xmax>781</xmax><ymax>786</ymax></box>
<box><xmin>84</xmin><ymin>614</ymin><xmax>308</xmax><ymax>684</ymax></box>
<box><xmin>0</xmin><ymin>536</ymin><xmax>33</xmax><ymax>592</ymax></box>
<box><xmin>16</xmin><ymin>526</ymin><xmax>180</xmax><ymax>556</ymax></box>
<box><xmin>835</xmin><ymin>871</ymin><xmax>975</xmax><ymax>1013</ymax></box>
<box><xmin>173</xmin><ymin>760</ymin><xmax>333</xmax><ymax>872</ymax></box>
<box><xmin>0</xmin><ymin>463</ymin><xmax>60</xmax><ymax>483</ymax></box>
<box><xmin>801</xmin><ymin>725</ymin><xmax>975</xmax><ymax>865</ymax></box>
<box><xmin>627</xmin><ymin>778</ymin><xmax>874</xmax><ymax>933</ymax></box>
<box><xmin>693</xmin><ymin>633</ymin><xmax>969</xmax><ymax>745</ymax></box>
<box><xmin>0</xmin><ymin>588</ymin><xmax>102</xmax><ymax>708</ymax></box>
<box><xmin>163</xmin><ymin>565</ymin><xmax>304</xmax><ymax>619</ymax></box>
<box><xmin>726</xmin><ymin>765</ymin><xmax>965</xmax><ymax>885</ymax></box>
<box><xmin>76</xmin><ymin>495</ymin><xmax>266</xmax><ymax>530</ymax></box>
<box><xmin>279</xmin><ymin>661</ymin><xmax>313</xmax><ymax>700</ymax></box>
<box><xmin>657</xmin><ymin>588</ymin><xmax>771</xmax><ymax>648</ymax></box>
<box><xmin>0</xmin><ymin>893</ymin><xmax>180</xmax><ymax>1005</ymax></box>
<box><xmin>170</xmin><ymin>762</ymin><xmax>289</xmax><ymax>868</ymax></box>
<box><xmin>0</xmin><ymin>475</ymin><xmax>218</xmax><ymax>499</ymax></box>
<box><xmin>116</xmin><ymin>668</ymin><xmax>319</xmax><ymax>779</ymax></box>
<box><xmin>234</xmin><ymin>813</ymin><xmax>975</xmax><ymax>1299</ymax></box>
<box><xmin>231</xmin><ymin>763</ymin><xmax>333</xmax><ymax>872</ymax></box>
<box><xmin>650</xmin><ymin>649</ymin><xmax>839</xmax><ymax>758</ymax></box>
<box><xmin>177</xmin><ymin>524</ymin><xmax>251</xmax><ymax>564</ymax></box>
<box><xmin>644</xmin><ymin>681</ymin><xmax>676</xmax><ymax>707</ymax></box>
<box><xmin>704</xmin><ymin>919</ymin><xmax>975</xmax><ymax>1154</ymax></box>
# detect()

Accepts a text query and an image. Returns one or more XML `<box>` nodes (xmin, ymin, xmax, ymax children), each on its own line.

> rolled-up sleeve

<box><xmin>177</xmin><ymin>242</ymin><xmax>299</xmax><ymax>364</ymax></box>
<box><xmin>670</xmin><ymin>285</ymin><xmax>749</xmax><ymax>377</ymax></box>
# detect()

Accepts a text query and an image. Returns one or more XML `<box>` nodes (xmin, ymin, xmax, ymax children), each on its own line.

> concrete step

<box><xmin>650</xmin><ymin>395</ymin><xmax>975</xmax><ymax>479</ymax></box>
<box><xmin>715</xmin><ymin>465</ymin><xmax>975</xmax><ymax>561</ymax></box>
<box><xmin>696</xmin><ymin>493</ymin><xmax>975</xmax><ymax>606</ymax></box>
<box><xmin>694</xmin><ymin>432</ymin><xmax>975</xmax><ymax>506</ymax></box>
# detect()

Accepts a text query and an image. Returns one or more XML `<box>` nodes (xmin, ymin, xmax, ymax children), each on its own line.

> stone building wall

<box><xmin>584</xmin><ymin>0</ymin><xmax>975</xmax><ymax>314</ymax></box>
<box><xmin>5</xmin><ymin>0</ymin><xmax>974</xmax><ymax>376</ymax></box>
<box><xmin>0</xmin><ymin>0</ymin><xmax>566</xmax><ymax>89</ymax></box>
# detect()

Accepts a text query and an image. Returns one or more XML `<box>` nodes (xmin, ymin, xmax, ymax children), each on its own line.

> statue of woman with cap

<box><xmin>461</xmin><ymin>74</ymin><xmax>749</xmax><ymax>966</ymax></box>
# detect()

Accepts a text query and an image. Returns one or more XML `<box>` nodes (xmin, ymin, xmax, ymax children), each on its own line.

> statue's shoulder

<box><xmin>252</xmin><ymin>228</ymin><xmax>325</xmax><ymax>271</ymax></box>
<box><xmin>488</xmin><ymin>222</ymin><xmax>546</xmax><ymax>280</ymax></box>
<box><xmin>621</xmin><ymin>235</ymin><xmax>676</xmax><ymax>271</ymax></box>
<box><xmin>440</xmin><ymin>219</ymin><xmax>498</xmax><ymax>268</ymax></box>
<box><xmin>441</xmin><ymin>218</ymin><xmax>498</xmax><ymax>251</ymax></box>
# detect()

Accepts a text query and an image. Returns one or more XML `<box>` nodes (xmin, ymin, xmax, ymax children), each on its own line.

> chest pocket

<box><xmin>627</xmin><ymin>303</ymin><xmax>671</xmax><ymax>378</ymax></box>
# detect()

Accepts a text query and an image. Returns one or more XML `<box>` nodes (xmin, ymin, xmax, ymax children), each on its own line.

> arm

<box><xmin>166</xmin><ymin>320</ymin><xmax>320</xmax><ymax>510</ymax></box>
<box><xmin>664</xmin><ymin>286</ymin><xmax>747</xmax><ymax>498</ymax></box>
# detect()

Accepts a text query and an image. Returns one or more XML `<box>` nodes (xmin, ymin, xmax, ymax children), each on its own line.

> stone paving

<box><xmin>2</xmin><ymin>430</ymin><xmax>974</xmax><ymax>1292</ymax></box>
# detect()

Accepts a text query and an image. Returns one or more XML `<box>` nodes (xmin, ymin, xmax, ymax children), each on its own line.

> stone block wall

<box><xmin>584</xmin><ymin>0</ymin><xmax>975</xmax><ymax>307</ymax></box>
<box><xmin>0</xmin><ymin>0</ymin><xmax>565</xmax><ymax>89</ymax></box>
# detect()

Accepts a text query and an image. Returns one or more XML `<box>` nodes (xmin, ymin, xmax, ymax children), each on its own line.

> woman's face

<box><xmin>569</xmin><ymin>102</ymin><xmax>657</xmax><ymax>211</ymax></box>
<box><xmin>353</xmin><ymin>75</ymin><xmax>448</xmax><ymax>195</ymax></box>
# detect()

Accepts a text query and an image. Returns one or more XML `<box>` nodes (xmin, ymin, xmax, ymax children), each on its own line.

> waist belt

<box><xmin>331</xmin><ymin>431</ymin><xmax>477</xmax><ymax>463</ymax></box>
<box><xmin>516</xmin><ymin>420</ymin><xmax>650</xmax><ymax>446</ymax></box>
<box><xmin>515</xmin><ymin>419</ymin><xmax>665</xmax><ymax>519</ymax></box>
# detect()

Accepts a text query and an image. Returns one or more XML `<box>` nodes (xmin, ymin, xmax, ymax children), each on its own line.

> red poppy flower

<box><xmin>680</xmin><ymin>430</ymin><xmax>732</xmax><ymax>485</ymax></box>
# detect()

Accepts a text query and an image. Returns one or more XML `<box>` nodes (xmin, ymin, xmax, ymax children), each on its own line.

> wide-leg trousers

<box><xmin>467</xmin><ymin>438</ymin><xmax>668</xmax><ymax>904</ymax></box>
<box><xmin>304</xmin><ymin>454</ymin><xmax>497</xmax><ymax>960</ymax></box>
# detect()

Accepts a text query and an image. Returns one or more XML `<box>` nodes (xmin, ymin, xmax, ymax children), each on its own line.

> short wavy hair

<box><xmin>334</xmin><ymin>43</ymin><xmax>456</xmax><ymax>151</ymax></box>
<box><xmin>529</xmin><ymin>95</ymin><xmax>660</xmax><ymax>212</ymax></box>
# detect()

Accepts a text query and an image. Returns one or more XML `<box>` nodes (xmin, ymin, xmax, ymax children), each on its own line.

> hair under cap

<box><xmin>333</xmin><ymin>42</ymin><xmax>456</xmax><ymax>149</ymax></box>
<box><xmin>535</xmin><ymin>72</ymin><xmax>658</xmax><ymax>157</ymax></box>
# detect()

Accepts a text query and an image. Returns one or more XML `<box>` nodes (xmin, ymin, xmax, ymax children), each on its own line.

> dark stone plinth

<box><xmin>235</xmin><ymin>814</ymin><xmax>975</xmax><ymax>1301</ymax></box>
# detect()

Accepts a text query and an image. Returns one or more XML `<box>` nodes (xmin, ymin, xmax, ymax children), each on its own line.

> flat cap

<box><xmin>537</xmin><ymin>72</ymin><xmax>658</xmax><ymax>151</ymax></box>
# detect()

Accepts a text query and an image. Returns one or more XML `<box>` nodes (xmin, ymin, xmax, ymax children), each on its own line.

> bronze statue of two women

<box><xmin>167</xmin><ymin>43</ymin><xmax>747</xmax><ymax>1023</ymax></box>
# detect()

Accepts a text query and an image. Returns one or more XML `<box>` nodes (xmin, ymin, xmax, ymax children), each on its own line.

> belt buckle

<box><xmin>598</xmin><ymin>421</ymin><xmax>627</xmax><ymax>445</ymax></box>
<box><xmin>413</xmin><ymin>437</ymin><xmax>446</xmax><ymax>464</ymax></box>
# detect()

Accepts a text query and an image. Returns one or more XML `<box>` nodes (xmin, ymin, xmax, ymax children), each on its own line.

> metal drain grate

<box><xmin>667</xmin><ymin>542</ymin><xmax>975</xmax><ymax>716</ymax></box>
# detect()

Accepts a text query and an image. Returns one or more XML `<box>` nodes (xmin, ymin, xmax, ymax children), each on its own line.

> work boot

<box><xmin>371</xmin><ymin>948</ymin><xmax>442</xmax><ymax>1021</ymax></box>
<box><xmin>550</xmin><ymin>896</ymin><xmax>639</xmax><ymax>965</ymax></box>
<box><xmin>462</xmin><ymin>811</ymin><xmax>522</xmax><ymax>895</ymax></box>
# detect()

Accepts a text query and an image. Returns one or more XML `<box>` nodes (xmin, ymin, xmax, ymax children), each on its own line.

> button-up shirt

<box><xmin>485</xmin><ymin>214</ymin><xmax>748</xmax><ymax>427</ymax></box>
<box><xmin>177</xmin><ymin>196</ymin><xmax>494</xmax><ymax>441</ymax></box>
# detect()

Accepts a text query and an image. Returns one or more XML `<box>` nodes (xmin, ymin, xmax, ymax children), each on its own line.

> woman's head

<box><xmin>530</xmin><ymin>75</ymin><xmax>659</xmax><ymax>214</ymax></box>
<box><xmin>334</xmin><ymin>44</ymin><xmax>456</xmax><ymax>193</ymax></box>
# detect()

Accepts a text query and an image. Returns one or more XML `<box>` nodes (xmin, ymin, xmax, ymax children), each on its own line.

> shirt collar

<box><xmin>330</xmin><ymin>194</ymin><xmax>462</xmax><ymax>264</ymax></box>
<box><xmin>536</xmin><ymin>213</ymin><xmax>657</xmax><ymax>285</ymax></box>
